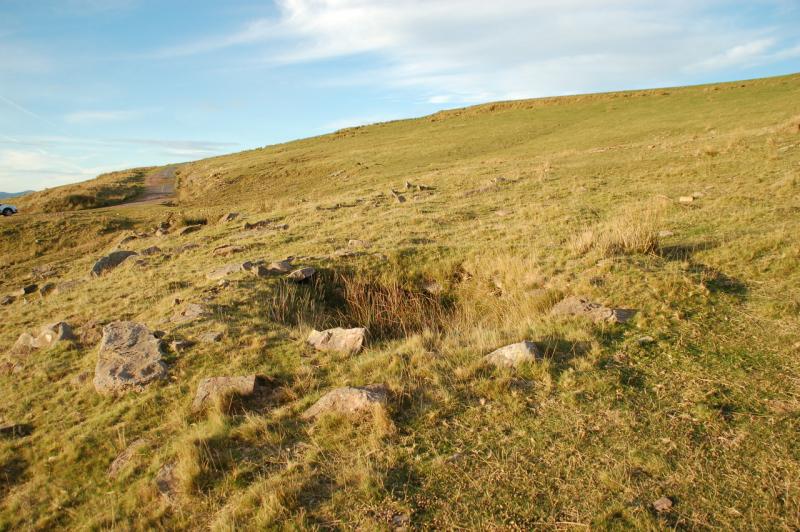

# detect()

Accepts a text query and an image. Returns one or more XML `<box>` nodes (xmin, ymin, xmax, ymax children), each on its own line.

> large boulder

<box><xmin>91</xmin><ymin>250</ymin><xmax>137</xmax><ymax>277</ymax></box>
<box><xmin>551</xmin><ymin>296</ymin><xmax>636</xmax><ymax>324</ymax></box>
<box><xmin>307</xmin><ymin>327</ymin><xmax>366</xmax><ymax>355</ymax></box>
<box><xmin>191</xmin><ymin>375</ymin><xmax>260</xmax><ymax>413</ymax></box>
<box><xmin>302</xmin><ymin>385</ymin><xmax>388</xmax><ymax>420</ymax></box>
<box><xmin>10</xmin><ymin>322</ymin><xmax>75</xmax><ymax>355</ymax></box>
<box><xmin>485</xmin><ymin>341</ymin><xmax>541</xmax><ymax>368</ymax></box>
<box><xmin>93</xmin><ymin>321</ymin><xmax>167</xmax><ymax>395</ymax></box>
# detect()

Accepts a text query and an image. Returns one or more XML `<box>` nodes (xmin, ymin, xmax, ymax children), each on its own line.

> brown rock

<box><xmin>178</xmin><ymin>224</ymin><xmax>203</xmax><ymax>236</ymax></box>
<box><xmin>287</xmin><ymin>267</ymin><xmax>316</xmax><ymax>283</ymax></box>
<box><xmin>191</xmin><ymin>375</ymin><xmax>259</xmax><ymax>413</ymax></box>
<box><xmin>485</xmin><ymin>341</ymin><xmax>542</xmax><ymax>368</ymax></box>
<box><xmin>652</xmin><ymin>496</ymin><xmax>673</xmax><ymax>513</ymax></box>
<box><xmin>213</xmin><ymin>244</ymin><xmax>245</xmax><ymax>257</ymax></box>
<box><xmin>155</xmin><ymin>462</ymin><xmax>178</xmax><ymax>502</ymax></box>
<box><xmin>307</xmin><ymin>327</ymin><xmax>366</xmax><ymax>354</ymax></box>
<box><xmin>302</xmin><ymin>385</ymin><xmax>388</xmax><ymax>419</ymax></box>
<box><xmin>17</xmin><ymin>284</ymin><xmax>38</xmax><ymax>296</ymax></box>
<box><xmin>218</xmin><ymin>212</ymin><xmax>239</xmax><ymax>223</ymax></box>
<box><xmin>91</xmin><ymin>250</ymin><xmax>137</xmax><ymax>277</ymax></box>
<box><xmin>10</xmin><ymin>322</ymin><xmax>75</xmax><ymax>355</ymax></box>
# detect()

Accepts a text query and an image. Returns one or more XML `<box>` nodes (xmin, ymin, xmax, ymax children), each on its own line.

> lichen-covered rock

<box><xmin>91</xmin><ymin>250</ymin><xmax>137</xmax><ymax>277</ymax></box>
<box><xmin>307</xmin><ymin>327</ymin><xmax>366</xmax><ymax>354</ymax></box>
<box><xmin>302</xmin><ymin>385</ymin><xmax>388</xmax><ymax>419</ymax></box>
<box><xmin>191</xmin><ymin>375</ymin><xmax>259</xmax><ymax>413</ymax></box>
<box><xmin>551</xmin><ymin>296</ymin><xmax>636</xmax><ymax>324</ymax></box>
<box><xmin>485</xmin><ymin>341</ymin><xmax>542</xmax><ymax>368</ymax></box>
<box><xmin>93</xmin><ymin>321</ymin><xmax>167</xmax><ymax>395</ymax></box>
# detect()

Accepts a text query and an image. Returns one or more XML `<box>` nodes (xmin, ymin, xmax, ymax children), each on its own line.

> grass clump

<box><xmin>571</xmin><ymin>201</ymin><xmax>664</xmax><ymax>256</ymax></box>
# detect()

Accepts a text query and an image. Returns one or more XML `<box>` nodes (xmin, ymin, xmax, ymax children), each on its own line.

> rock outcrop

<box><xmin>307</xmin><ymin>327</ymin><xmax>366</xmax><ymax>354</ymax></box>
<box><xmin>93</xmin><ymin>321</ymin><xmax>167</xmax><ymax>395</ymax></box>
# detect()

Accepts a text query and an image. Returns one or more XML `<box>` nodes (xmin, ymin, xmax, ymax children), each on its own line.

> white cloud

<box><xmin>157</xmin><ymin>0</ymin><xmax>800</xmax><ymax>103</ymax></box>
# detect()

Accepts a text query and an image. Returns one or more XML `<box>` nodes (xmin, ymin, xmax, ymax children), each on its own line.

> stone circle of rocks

<box><xmin>191</xmin><ymin>375</ymin><xmax>261</xmax><ymax>413</ymax></box>
<box><xmin>307</xmin><ymin>327</ymin><xmax>366</xmax><ymax>355</ymax></box>
<box><xmin>551</xmin><ymin>296</ymin><xmax>636</xmax><ymax>324</ymax></box>
<box><xmin>93</xmin><ymin>321</ymin><xmax>168</xmax><ymax>395</ymax></box>
<box><xmin>91</xmin><ymin>250</ymin><xmax>138</xmax><ymax>277</ymax></box>
<box><xmin>484</xmin><ymin>341</ymin><xmax>542</xmax><ymax>368</ymax></box>
<box><xmin>11</xmin><ymin>322</ymin><xmax>75</xmax><ymax>355</ymax></box>
<box><xmin>302</xmin><ymin>384</ymin><xmax>388</xmax><ymax>420</ymax></box>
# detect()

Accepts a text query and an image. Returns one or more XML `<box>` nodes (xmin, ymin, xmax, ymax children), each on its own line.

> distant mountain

<box><xmin>0</xmin><ymin>191</ymin><xmax>32</xmax><ymax>200</ymax></box>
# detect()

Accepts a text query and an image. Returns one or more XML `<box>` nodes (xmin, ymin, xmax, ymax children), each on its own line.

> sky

<box><xmin>1</xmin><ymin>0</ymin><xmax>799</xmax><ymax>193</ymax></box>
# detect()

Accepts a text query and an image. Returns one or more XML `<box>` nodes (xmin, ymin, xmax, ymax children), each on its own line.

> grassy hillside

<box><xmin>0</xmin><ymin>73</ymin><xmax>799</xmax><ymax>530</ymax></box>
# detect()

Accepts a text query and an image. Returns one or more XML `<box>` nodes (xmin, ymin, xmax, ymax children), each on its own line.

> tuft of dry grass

<box><xmin>571</xmin><ymin>201</ymin><xmax>665</xmax><ymax>256</ymax></box>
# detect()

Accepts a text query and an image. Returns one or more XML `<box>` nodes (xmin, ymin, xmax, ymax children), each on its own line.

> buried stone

<box><xmin>551</xmin><ymin>296</ymin><xmax>636</xmax><ymax>324</ymax></box>
<box><xmin>93</xmin><ymin>321</ymin><xmax>168</xmax><ymax>395</ymax></box>
<box><xmin>307</xmin><ymin>327</ymin><xmax>366</xmax><ymax>355</ymax></box>
<box><xmin>302</xmin><ymin>384</ymin><xmax>388</xmax><ymax>420</ymax></box>
<box><xmin>190</xmin><ymin>375</ymin><xmax>262</xmax><ymax>413</ymax></box>
<box><xmin>484</xmin><ymin>341</ymin><xmax>542</xmax><ymax>368</ymax></box>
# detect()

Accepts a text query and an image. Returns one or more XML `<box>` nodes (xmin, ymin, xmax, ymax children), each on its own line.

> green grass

<box><xmin>0</xmin><ymin>73</ymin><xmax>799</xmax><ymax>530</ymax></box>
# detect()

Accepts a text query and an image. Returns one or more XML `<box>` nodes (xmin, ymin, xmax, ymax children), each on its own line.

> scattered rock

<box><xmin>652</xmin><ymin>496</ymin><xmax>673</xmax><ymax>513</ymax></box>
<box><xmin>422</xmin><ymin>281</ymin><xmax>443</xmax><ymax>295</ymax></box>
<box><xmin>307</xmin><ymin>327</ymin><xmax>367</xmax><ymax>354</ymax></box>
<box><xmin>198</xmin><ymin>331</ymin><xmax>223</xmax><ymax>343</ymax></box>
<box><xmin>1</xmin><ymin>295</ymin><xmax>15</xmax><ymax>305</ymax></box>
<box><xmin>38</xmin><ymin>283</ymin><xmax>56</xmax><ymax>297</ymax></box>
<box><xmin>170</xmin><ymin>339</ymin><xmax>194</xmax><ymax>353</ymax></box>
<box><xmin>10</xmin><ymin>322</ymin><xmax>75</xmax><ymax>355</ymax></box>
<box><xmin>302</xmin><ymin>385</ymin><xmax>388</xmax><ymax>420</ymax></box>
<box><xmin>171</xmin><ymin>303</ymin><xmax>208</xmax><ymax>324</ymax></box>
<box><xmin>551</xmin><ymin>296</ymin><xmax>636</xmax><ymax>324</ymax></box>
<box><xmin>348</xmin><ymin>239</ymin><xmax>371</xmax><ymax>248</ymax></box>
<box><xmin>287</xmin><ymin>267</ymin><xmax>316</xmax><ymax>283</ymax></box>
<box><xmin>108</xmin><ymin>438</ymin><xmax>148</xmax><ymax>479</ymax></box>
<box><xmin>31</xmin><ymin>264</ymin><xmax>58</xmax><ymax>279</ymax></box>
<box><xmin>115</xmin><ymin>232</ymin><xmax>139</xmax><ymax>248</ymax></box>
<box><xmin>218</xmin><ymin>212</ymin><xmax>239</xmax><ymax>223</ymax></box>
<box><xmin>53</xmin><ymin>279</ymin><xmax>84</xmax><ymax>295</ymax></box>
<box><xmin>637</xmin><ymin>336</ymin><xmax>655</xmax><ymax>345</ymax></box>
<box><xmin>173</xmin><ymin>243</ymin><xmax>199</xmax><ymax>254</ymax></box>
<box><xmin>91</xmin><ymin>250</ymin><xmax>138</xmax><ymax>277</ymax></box>
<box><xmin>155</xmin><ymin>462</ymin><xmax>178</xmax><ymax>502</ymax></box>
<box><xmin>267</xmin><ymin>259</ymin><xmax>293</xmax><ymax>273</ymax></box>
<box><xmin>140</xmin><ymin>246</ymin><xmax>161</xmax><ymax>256</ymax></box>
<box><xmin>0</xmin><ymin>423</ymin><xmax>33</xmax><ymax>439</ymax></box>
<box><xmin>206</xmin><ymin>263</ymin><xmax>246</xmax><ymax>280</ymax></box>
<box><xmin>658</xmin><ymin>230</ymin><xmax>674</xmax><ymax>238</ymax></box>
<box><xmin>390</xmin><ymin>190</ymin><xmax>406</xmax><ymax>203</ymax></box>
<box><xmin>78</xmin><ymin>320</ymin><xmax>104</xmax><ymax>346</ymax></box>
<box><xmin>93</xmin><ymin>321</ymin><xmax>167</xmax><ymax>395</ymax></box>
<box><xmin>678</xmin><ymin>196</ymin><xmax>694</xmax><ymax>204</ymax></box>
<box><xmin>485</xmin><ymin>341</ymin><xmax>542</xmax><ymax>368</ymax></box>
<box><xmin>178</xmin><ymin>224</ymin><xmax>203</xmax><ymax>236</ymax></box>
<box><xmin>213</xmin><ymin>244</ymin><xmax>244</xmax><ymax>257</ymax></box>
<box><xmin>243</xmin><ymin>219</ymin><xmax>287</xmax><ymax>231</ymax></box>
<box><xmin>191</xmin><ymin>375</ymin><xmax>260</xmax><ymax>413</ymax></box>
<box><xmin>17</xmin><ymin>284</ymin><xmax>38</xmax><ymax>296</ymax></box>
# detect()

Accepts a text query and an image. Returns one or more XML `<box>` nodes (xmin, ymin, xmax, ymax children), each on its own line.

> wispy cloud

<box><xmin>155</xmin><ymin>0</ymin><xmax>800</xmax><ymax>103</ymax></box>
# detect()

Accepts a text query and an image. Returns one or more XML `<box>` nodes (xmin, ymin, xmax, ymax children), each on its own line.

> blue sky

<box><xmin>1</xmin><ymin>0</ymin><xmax>799</xmax><ymax>192</ymax></box>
